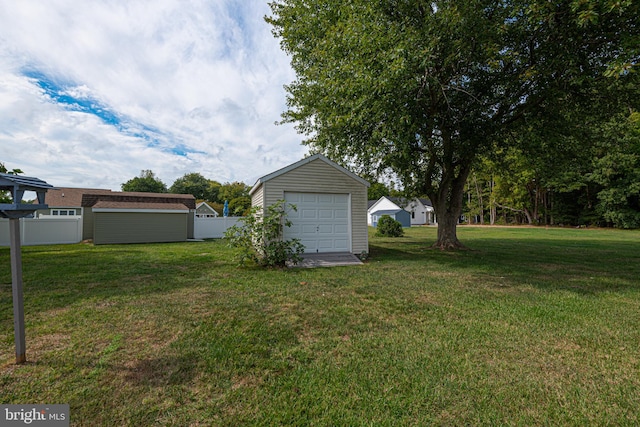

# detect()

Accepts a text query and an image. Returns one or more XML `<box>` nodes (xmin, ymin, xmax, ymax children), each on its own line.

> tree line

<box><xmin>121</xmin><ymin>170</ymin><xmax>251</xmax><ymax>216</ymax></box>
<box><xmin>462</xmin><ymin>112</ymin><xmax>640</xmax><ymax>228</ymax></box>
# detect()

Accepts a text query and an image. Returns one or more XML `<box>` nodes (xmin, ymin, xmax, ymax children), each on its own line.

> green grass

<box><xmin>1</xmin><ymin>226</ymin><xmax>639</xmax><ymax>426</ymax></box>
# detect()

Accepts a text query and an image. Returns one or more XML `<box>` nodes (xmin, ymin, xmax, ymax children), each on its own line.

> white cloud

<box><xmin>0</xmin><ymin>0</ymin><xmax>306</xmax><ymax>190</ymax></box>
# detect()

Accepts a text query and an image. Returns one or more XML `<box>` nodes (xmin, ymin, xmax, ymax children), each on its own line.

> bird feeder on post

<box><xmin>0</xmin><ymin>173</ymin><xmax>53</xmax><ymax>364</ymax></box>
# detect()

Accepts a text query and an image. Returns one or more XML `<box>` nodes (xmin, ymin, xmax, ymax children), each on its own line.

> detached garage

<box><xmin>250</xmin><ymin>154</ymin><xmax>370</xmax><ymax>255</ymax></box>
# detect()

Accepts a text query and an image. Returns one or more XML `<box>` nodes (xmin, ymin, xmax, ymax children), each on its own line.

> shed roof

<box><xmin>82</xmin><ymin>191</ymin><xmax>196</xmax><ymax>210</ymax></box>
<box><xmin>249</xmin><ymin>153</ymin><xmax>369</xmax><ymax>196</ymax></box>
<box><xmin>371</xmin><ymin>209</ymin><xmax>407</xmax><ymax>216</ymax></box>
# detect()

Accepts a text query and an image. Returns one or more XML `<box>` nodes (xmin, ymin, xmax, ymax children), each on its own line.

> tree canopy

<box><xmin>219</xmin><ymin>182</ymin><xmax>252</xmax><ymax>216</ymax></box>
<box><xmin>169</xmin><ymin>172</ymin><xmax>221</xmax><ymax>201</ymax></box>
<box><xmin>121</xmin><ymin>170</ymin><xmax>168</xmax><ymax>193</ymax></box>
<box><xmin>267</xmin><ymin>0</ymin><xmax>639</xmax><ymax>248</ymax></box>
<box><xmin>367</xmin><ymin>182</ymin><xmax>391</xmax><ymax>201</ymax></box>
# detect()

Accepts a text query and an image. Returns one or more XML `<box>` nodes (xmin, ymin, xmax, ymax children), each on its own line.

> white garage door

<box><xmin>284</xmin><ymin>192</ymin><xmax>350</xmax><ymax>253</ymax></box>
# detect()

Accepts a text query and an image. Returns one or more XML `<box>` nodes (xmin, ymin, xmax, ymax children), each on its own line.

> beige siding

<box><xmin>260</xmin><ymin>158</ymin><xmax>369</xmax><ymax>254</ymax></box>
<box><xmin>93</xmin><ymin>212</ymin><xmax>187</xmax><ymax>245</ymax></box>
<box><xmin>251</xmin><ymin>185</ymin><xmax>264</xmax><ymax>211</ymax></box>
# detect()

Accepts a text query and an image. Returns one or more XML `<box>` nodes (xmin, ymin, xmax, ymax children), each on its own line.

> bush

<box><xmin>224</xmin><ymin>200</ymin><xmax>305</xmax><ymax>267</ymax></box>
<box><xmin>375</xmin><ymin>215</ymin><xmax>404</xmax><ymax>237</ymax></box>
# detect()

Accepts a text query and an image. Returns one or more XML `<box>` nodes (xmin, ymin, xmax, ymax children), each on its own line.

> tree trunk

<box><xmin>430</xmin><ymin>162</ymin><xmax>471</xmax><ymax>250</ymax></box>
<box><xmin>433</xmin><ymin>206</ymin><xmax>466</xmax><ymax>250</ymax></box>
<box><xmin>473</xmin><ymin>173</ymin><xmax>484</xmax><ymax>225</ymax></box>
<box><xmin>489</xmin><ymin>177</ymin><xmax>496</xmax><ymax>225</ymax></box>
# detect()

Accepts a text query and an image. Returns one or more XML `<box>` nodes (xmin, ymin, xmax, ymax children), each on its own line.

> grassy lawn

<box><xmin>1</xmin><ymin>226</ymin><xmax>640</xmax><ymax>426</ymax></box>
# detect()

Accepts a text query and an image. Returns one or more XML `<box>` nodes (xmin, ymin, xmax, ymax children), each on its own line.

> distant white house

<box><xmin>367</xmin><ymin>196</ymin><xmax>436</xmax><ymax>226</ymax></box>
<box><xmin>195</xmin><ymin>201</ymin><xmax>219</xmax><ymax>218</ymax></box>
<box><xmin>404</xmin><ymin>198</ymin><xmax>436</xmax><ymax>225</ymax></box>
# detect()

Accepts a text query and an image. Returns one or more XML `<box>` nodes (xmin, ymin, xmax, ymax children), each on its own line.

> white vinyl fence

<box><xmin>1</xmin><ymin>216</ymin><xmax>241</xmax><ymax>246</ymax></box>
<box><xmin>0</xmin><ymin>217</ymin><xmax>83</xmax><ymax>246</ymax></box>
<box><xmin>194</xmin><ymin>216</ymin><xmax>241</xmax><ymax>239</ymax></box>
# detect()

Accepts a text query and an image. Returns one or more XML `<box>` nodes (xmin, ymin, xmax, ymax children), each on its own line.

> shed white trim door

<box><xmin>284</xmin><ymin>192</ymin><xmax>350</xmax><ymax>253</ymax></box>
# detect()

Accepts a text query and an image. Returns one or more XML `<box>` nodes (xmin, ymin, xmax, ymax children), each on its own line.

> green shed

<box><xmin>81</xmin><ymin>192</ymin><xmax>196</xmax><ymax>244</ymax></box>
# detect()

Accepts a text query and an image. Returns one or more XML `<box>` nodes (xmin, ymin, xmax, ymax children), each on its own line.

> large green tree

<box><xmin>268</xmin><ymin>0</ymin><xmax>639</xmax><ymax>248</ymax></box>
<box><xmin>121</xmin><ymin>170</ymin><xmax>168</xmax><ymax>193</ymax></box>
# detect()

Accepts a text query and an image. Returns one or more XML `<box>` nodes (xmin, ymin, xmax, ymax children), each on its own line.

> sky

<box><xmin>0</xmin><ymin>0</ymin><xmax>307</xmax><ymax>191</ymax></box>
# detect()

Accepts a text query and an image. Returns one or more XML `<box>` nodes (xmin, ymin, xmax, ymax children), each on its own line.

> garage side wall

<box><xmin>93</xmin><ymin>212</ymin><xmax>188</xmax><ymax>244</ymax></box>
<box><xmin>262</xmin><ymin>159</ymin><xmax>368</xmax><ymax>254</ymax></box>
<box><xmin>251</xmin><ymin>184</ymin><xmax>265</xmax><ymax>211</ymax></box>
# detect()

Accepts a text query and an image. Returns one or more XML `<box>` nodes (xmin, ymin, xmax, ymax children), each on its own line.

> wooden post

<box><xmin>9</xmin><ymin>218</ymin><xmax>26</xmax><ymax>364</ymax></box>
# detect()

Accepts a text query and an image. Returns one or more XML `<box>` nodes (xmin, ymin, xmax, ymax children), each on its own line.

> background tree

<box><xmin>219</xmin><ymin>182</ymin><xmax>252</xmax><ymax>216</ymax></box>
<box><xmin>268</xmin><ymin>0</ymin><xmax>639</xmax><ymax>248</ymax></box>
<box><xmin>218</xmin><ymin>181</ymin><xmax>250</xmax><ymax>202</ymax></box>
<box><xmin>367</xmin><ymin>182</ymin><xmax>390</xmax><ymax>201</ymax></box>
<box><xmin>207</xmin><ymin>180</ymin><xmax>222</xmax><ymax>204</ymax></box>
<box><xmin>590</xmin><ymin>112</ymin><xmax>640</xmax><ymax>228</ymax></box>
<box><xmin>121</xmin><ymin>170</ymin><xmax>167</xmax><ymax>193</ymax></box>
<box><xmin>170</xmin><ymin>173</ymin><xmax>221</xmax><ymax>201</ymax></box>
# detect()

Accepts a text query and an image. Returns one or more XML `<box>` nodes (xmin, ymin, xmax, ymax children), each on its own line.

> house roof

<box><xmin>367</xmin><ymin>196</ymin><xmax>401</xmax><ymax>213</ymax></box>
<box><xmin>249</xmin><ymin>153</ymin><xmax>370</xmax><ymax>196</ymax></box>
<box><xmin>196</xmin><ymin>201</ymin><xmax>219</xmax><ymax>214</ymax></box>
<box><xmin>43</xmin><ymin>187</ymin><xmax>113</xmax><ymax>207</ymax></box>
<box><xmin>369</xmin><ymin>196</ymin><xmax>433</xmax><ymax>211</ymax></box>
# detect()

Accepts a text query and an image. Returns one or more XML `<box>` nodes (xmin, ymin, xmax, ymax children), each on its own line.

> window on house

<box><xmin>51</xmin><ymin>209</ymin><xmax>76</xmax><ymax>216</ymax></box>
